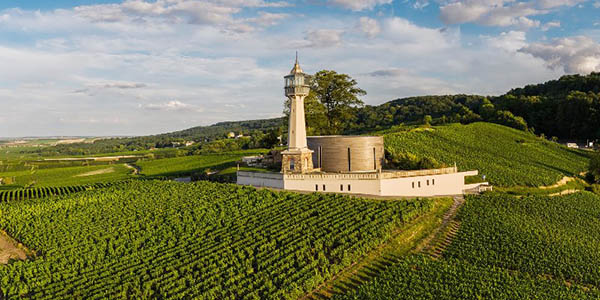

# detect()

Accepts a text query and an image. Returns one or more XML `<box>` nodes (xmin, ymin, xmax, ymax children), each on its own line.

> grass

<box><xmin>0</xmin><ymin>164</ymin><xmax>133</xmax><ymax>187</ymax></box>
<box><xmin>136</xmin><ymin>149</ymin><xmax>268</xmax><ymax>177</ymax></box>
<box><xmin>384</xmin><ymin>122</ymin><xmax>590</xmax><ymax>187</ymax></box>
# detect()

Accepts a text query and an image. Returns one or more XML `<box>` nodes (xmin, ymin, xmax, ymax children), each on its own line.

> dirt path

<box><xmin>0</xmin><ymin>230</ymin><xmax>28</xmax><ymax>264</ymax></box>
<box><xmin>540</xmin><ymin>176</ymin><xmax>573</xmax><ymax>189</ymax></box>
<box><xmin>417</xmin><ymin>196</ymin><xmax>464</xmax><ymax>256</ymax></box>
<box><xmin>74</xmin><ymin>167</ymin><xmax>115</xmax><ymax>177</ymax></box>
<box><xmin>549</xmin><ymin>189</ymin><xmax>580</xmax><ymax>197</ymax></box>
<box><xmin>300</xmin><ymin>198</ymin><xmax>456</xmax><ymax>300</ymax></box>
<box><xmin>124</xmin><ymin>163</ymin><xmax>140</xmax><ymax>175</ymax></box>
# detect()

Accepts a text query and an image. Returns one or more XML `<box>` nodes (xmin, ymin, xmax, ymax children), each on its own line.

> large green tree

<box><xmin>307</xmin><ymin>70</ymin><xmax>366</xmax><ymax>134</ymax></box>
<box><xmin>590</xmin><ymin>152</ymin><xmax>600</xmax><ymax>183</ymax></box>
<box><xmin>284</xmin><ymin>70</ymin><xmax>366</xmax><ymax>135</ymax></box>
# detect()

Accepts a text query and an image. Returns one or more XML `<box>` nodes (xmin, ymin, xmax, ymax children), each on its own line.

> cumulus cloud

<box><xmin>541</xmin><ymin>21</ymin><xmax>561</xmax><ymax>31</ymax></box>
<box><xmin>328</xmin><ymin>0</ymin><xmax>392</xmax><ymax>11</ymax></box>
<box><xmin>357</xmin><ymin>17</ymin><xmax>381</xmax><ymax>38</ymax></box>
<box><xmin>140</xmin><ymin>100</ymin><xmax>203</xmax><ymax>112</ymax></box>
<box><xmin>519</xmin><ymin>36</ymin><xmax>600</xmax><ymax>73</ymax></box>
<box><xmin>300</xmin><ymin>29</ymin><xmax>344</xmax><ymax>48</ymax></box>
<box><xmin>484</xmin><ymin>31</ymin><xmax>528</xmax><ymax>52</ymax></box>
<box><xmin>440</xmin><ymin>0</ymin><xmax>583</xmax><ymax>29</ymax></box>
<box><xmin>413</xmin><ymin>0</ymin><xmax>430</xmax><ymax>9</ymax></box>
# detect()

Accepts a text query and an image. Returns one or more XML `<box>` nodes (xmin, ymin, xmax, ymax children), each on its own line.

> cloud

<box><xmin>300</xmin><ymin>29</ymin><xmax>344</xmax><ymax>48</ymax></box>
<box><xmin>541</xmin><ymin>21</ymin><xmax>561</xmax><ymax>31</ymax></box>
<box><xmin>440</xmin><ymin>0</ymin><xmax>583</xmax><ymax>29</ymax></box>
<box><xmin>519</xmin><ymin>36</ymin><xmax>600</xmax><ymax>73</ymax></box>
<box><xmin>413</xmin><ymin>0</ymin><xmax>430</xmax><ymax>9</ymax></box>
<box><xmin>102</xmin><ymin>82</ymin><xmax>147</xmax><ymax>89</ymax></box>
<box><xmin>357</xmin><ymin>17</ymin><xmax>381</xmax><ymax>38</ymax></box>
<box><xmin>328</xmin><ymin>0</ymin><xmax>392</xmax><ymax>11</ymax></box>
<box><xmin>484</xmin><ymin>31</ymin><xmax>527</xmax><ymax>52</ymax></box>
<box><xmin>140</xmin><ymin>100</ymin><xmax>203</xmax><ymax>112</ymax></box>
<box><xmin>73</xmin><ymin>0</ymin><xmax>290</xmax><ymax>33</ymax></box>
<box><xmin>595</xmin><ymin>1</ymin><xmax>600</xmax><ymax>8</ymax></box>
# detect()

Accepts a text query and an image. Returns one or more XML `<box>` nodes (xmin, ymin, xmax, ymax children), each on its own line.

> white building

<box><xmin>237</xmin><ymin>56</ymin><xmax>488</xmax><ymax>197</ymax></box>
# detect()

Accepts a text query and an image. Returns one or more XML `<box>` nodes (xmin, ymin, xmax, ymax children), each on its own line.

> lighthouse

<box><xmin>281</xmin><ymin>53</ymin><xmax>314</xmax><ymax>173</ymax></box>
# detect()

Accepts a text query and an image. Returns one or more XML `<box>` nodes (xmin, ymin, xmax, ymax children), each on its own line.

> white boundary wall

<box><xmin>237</xmin><ymin>169</ymin><xmax>486</xmax><ymax>197</ymax></box>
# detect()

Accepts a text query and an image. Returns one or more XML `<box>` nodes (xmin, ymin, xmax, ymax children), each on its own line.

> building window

<box><xmin>418</xmin><ymin>181</ymin><xmax>421</xmax><ymax>188</ymax></box>
<box><xmin>340</xmin><ymin>184</ymin><xmax>344</xmax><ymax>191</ymax></box>
<box><xmin>323</xmin><ymin>184</ymin><xmax>326</xmax><ymax>191</ymax></box>
<box><xmin>290</xmin><ymin>158</ymin><xmax>295</xmax><ymax>170</ymax></box>
<box><xmin>315</xmin><ymin>184</ymin><xmax>318</xmax><ymax>191</ymax></box>
<box><xmin>427</xmin><ymin>179</ymin><xmax>430</xmax><ymax>186</ymax></box>
<box><xmin>432</xmin><ymin>179</ymin><xmax>435</xmax><ymax>185</ymax></box>
<box><xmin>412</xmin><ymin>182</ymin><xmax>415</xmax><ymax>188</ymax></box>
<box><xmin>347</xmin><ymin>148</ymin><xmax>352</xmax><ymax>172</ymax></box>
<box><xmin>373</xmin><ymin>147</ymin><xmax>377</xmax><ymax>170</ymax></box>
<box><xmin>348</xmin><ymin>184</ymin><xmax>351</xmax><ymax>191</ymax></box>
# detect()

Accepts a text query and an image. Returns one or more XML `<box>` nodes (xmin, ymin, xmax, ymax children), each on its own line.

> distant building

<box><xmin>566</xmin><ymin>143</ymin><xmax>579</xmax><ymax>149</ymax></box>
<box><xmin>237</xmin><ymin>55</ymin><xmax>488</xmax><ymax>197</ymax></box>
<box><xmin>227</xmin><ymin>132</ymin><xmax>236</xmax><ymax>139</ymax></box>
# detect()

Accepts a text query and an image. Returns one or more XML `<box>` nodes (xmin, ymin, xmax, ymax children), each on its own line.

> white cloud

<box><xmin>484</xmin><ymin>31</ymin><xmax>528</xmax><ymax>52</ymax></box>
<box><xmin>440</xmin><ymin>0</ymin><xmax>583</xmax><ymax>29</ymax></box>
<box><xmin>140</xmin><ymin>100</ymin><xmax>203</xmax><ymax>112</ymax></box>
<box><xmin>541</xmin><ymin>21</ymin><xmax>561</xmax><ymax>31</ymax></box>
<box><xmin>357</xmin><ymin>17</ymin><xmax>381</xmax><ymax>38</ymax></box>
<box><xmin>519</xmin><ymin>36</ymin><xmax>600</xmax><ymax>73</ymax></box>
<box><xmin>328</xmin><ymin>0</ymin><xmax>392</xmax><ymax>11</ymax></box>
<box><xmin>300</xmin><ymin>29</ymin><xmax>345</xmax><ymax>48</ymax></box>
<box><xmin>594</xmin><ymin>1</ymin><xmax>600</xmax><ymax>8</ymax></box>
<box><xmin>413</xmin><ymin>0</ymin><xmax>430</xmax><ymax>9</ymax></box>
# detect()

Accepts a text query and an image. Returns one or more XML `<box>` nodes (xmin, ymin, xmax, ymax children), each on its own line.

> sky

<box><xmin>1</xmin><ymin>0</ymin><xmax>599</xmax><ymax>137</ymax></box>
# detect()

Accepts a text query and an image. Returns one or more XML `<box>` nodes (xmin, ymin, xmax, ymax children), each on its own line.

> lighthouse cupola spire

<box><xmin>281</xmin><ymin>53</ymin><xmax>314</xmax><ymax>173</ymax></box>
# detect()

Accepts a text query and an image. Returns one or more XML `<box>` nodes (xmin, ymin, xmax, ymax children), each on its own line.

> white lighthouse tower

<box><xmin>281</xmin><ymin>53</ymin><xmax>314</xmax><ymax>173</ymax></box>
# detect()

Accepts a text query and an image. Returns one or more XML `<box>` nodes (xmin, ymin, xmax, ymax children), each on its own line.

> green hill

<box><xmin>384</xmin><ymin>122</ymin><xmax>590</xmax><ymax>187</ymax></box>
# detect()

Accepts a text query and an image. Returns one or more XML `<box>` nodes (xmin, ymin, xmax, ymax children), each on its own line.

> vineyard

<box><xmin>0</xmin><ymin>182</ymin><xmax>114</xmax><ymax>202</ymax></box>
<box><xmin>0</xmin><ymin>164</ymin><xmax>133</xmax><ymax>187</ymax></box>
<box><xmin>384</xmin><ymin>122</ymin><xmax>590</xmax><ymax>186</ymax></box>
<box><xmin>0</xmin><ymin>181</ymin><xmax>433</xmax><ymax>299</ymax></box>
<box><xmin>136</xmin><ymin>150</ymin><xmax>266</xmax><ymax>177</ymax></box>
<box><xmin>334</xmin><ymin>255</ymin><xmax>600</xmax><ymax>299</ymax></box>
<box><xmin>334</xmin><ymin>192</ymin><xmax>600</xmax><ymax>299</ymax></box>
<box><xmin>446</xmin><ymin>192</ymin><xmax>600</xmax><ymax>286</ymax></box>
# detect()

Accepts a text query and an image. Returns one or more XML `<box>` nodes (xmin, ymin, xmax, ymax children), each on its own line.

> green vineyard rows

<box><xmin>384</xmin><ymin>122</ymin><xmax>589</xmax><ymax>186</ymax></box>
<box><xmin>0</xmin><ymin>182</ymin><xmax>114</xmax><ymax>202</ymax></box>
<box><xmin>446</xmin><ymin>192</ymin><xmax>600</xmax><ymax>287</ymax></box>
<box><xmin>334</xmin><ymin>192</ymin><xmax>600</xmax><ymax>299</ymax></box>
<box><xmin>0</xmin><ymin>181</ymin><xmax>433</xmax><ymax>299</ymax></box>
<box><xmin>334</xmin><ymin>255</ymin><xmax>599</xmax><ymax>299</ymax></box>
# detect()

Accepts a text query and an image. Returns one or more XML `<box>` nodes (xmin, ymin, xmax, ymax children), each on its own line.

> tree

<box><xmin>309</xmin><ymin>70</ymin><xmax>366</xmax><ymax>134</ymax></box>
<box><xmin>423</xmin><ymin>115</ymin><xmax>432</xmax><ymax>127</ymax></box>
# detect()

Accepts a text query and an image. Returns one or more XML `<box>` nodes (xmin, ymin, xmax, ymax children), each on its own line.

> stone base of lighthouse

<box><xmin>281</xmin><ymin>148</ymin><xmax>315</xmax><ymax>174</ymax></box>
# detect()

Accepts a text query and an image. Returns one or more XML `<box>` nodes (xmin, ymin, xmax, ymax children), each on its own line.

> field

<box><xmin>0</xmin><ymin>164</ymin><xmax>133</xmax><ymax>187</ymax></box>
<box><xmin>384</xmin><ymin>122</ymin><xmax>590</xmax><ymax>186</ymax></box>
<box><xmin>136</xmin><ymin>150</ymin><xmax>267</xmax><ymax>177</ymax></box>
<box><xmin>0</xmin><ymin>181</ymin><xmax>433</xmax><ymax>299</ymax></box>
<box><xmin>335</xmin><ymin>192</ymin><xmax>600</xmax><ymax>299</ymax></box>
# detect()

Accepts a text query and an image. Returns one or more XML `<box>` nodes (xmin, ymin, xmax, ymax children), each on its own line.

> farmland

<box><xmin>136</xmin><ymin>149</ymin><xmax>267</xmax><ymax>177</ymax></box>
<box><xmin>0</xmin><ymin>181</ymin><xmax>432</xmax><ymax>299</ymax></box>
<box><xmin>384</xmin><ymin>122</ymin><xmax>590</xmax><ymax>186</ymax></box>
<box><xmin>0</xmin><ymin>164</ymin><xmax>133</xmax><ymax>188</ymax></box>
<box><xmin>335</xmin><ymin>192</ymin><xmax>600</xmax><ymax>299</ymax></box>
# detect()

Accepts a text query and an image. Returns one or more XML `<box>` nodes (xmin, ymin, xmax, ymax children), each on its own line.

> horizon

<box><xmin>1</xmin><ymin>0</ymin><xmax>599</xmax><ymax>137</ymax></box>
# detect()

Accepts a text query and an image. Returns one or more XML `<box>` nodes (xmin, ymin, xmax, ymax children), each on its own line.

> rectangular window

<box><xmin>323</xmin><ymin>184</ymin><xmax>326</xmax><ymax>191</ymax></box>
<box><xmin>432</xmin><ymin>179</ymin><xmax>435</xmax><ymax>185</ymax></box>
<box><xmin>315</xmin><ymin>184</ymin><xmax>318</xmax><ymax>191</ymax></box>
<box><xmin>373</xmin><ymin>147</ymin><xmax>377</xmax><ymax>170</ymax></box>
<box><xmin>412</xmin><ymin>182</ymin><xmax>415</xmax><ymax>188</ymax></box>
<box><xmin>348</xmin><ymin>184</ymin><xmax>351</xmax><ymax>191</ymax></box>
<box><xmin>418</xmin><ymin>181</ymin><xmax>421</xmax><ymax>188</ymax></box>
<box><xmin>340</xmin><ymin>184</ymin><xmax>344</xmax><ymax>191</ymax></box>
<box><xmin>347</xmin><ymin>148</ymin><xmax>351</xmax><ymax>172</ymax></box>
<box><xmin>427</xmin><ymin>180</ymin><xmax>430</xmax><ymax>186</ymax></box>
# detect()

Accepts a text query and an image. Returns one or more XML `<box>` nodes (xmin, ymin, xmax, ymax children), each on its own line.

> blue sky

<box><xmin>1</xmin><ymin>0</ymin><xmax>599</xmax><ymax>137</ymax></box>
